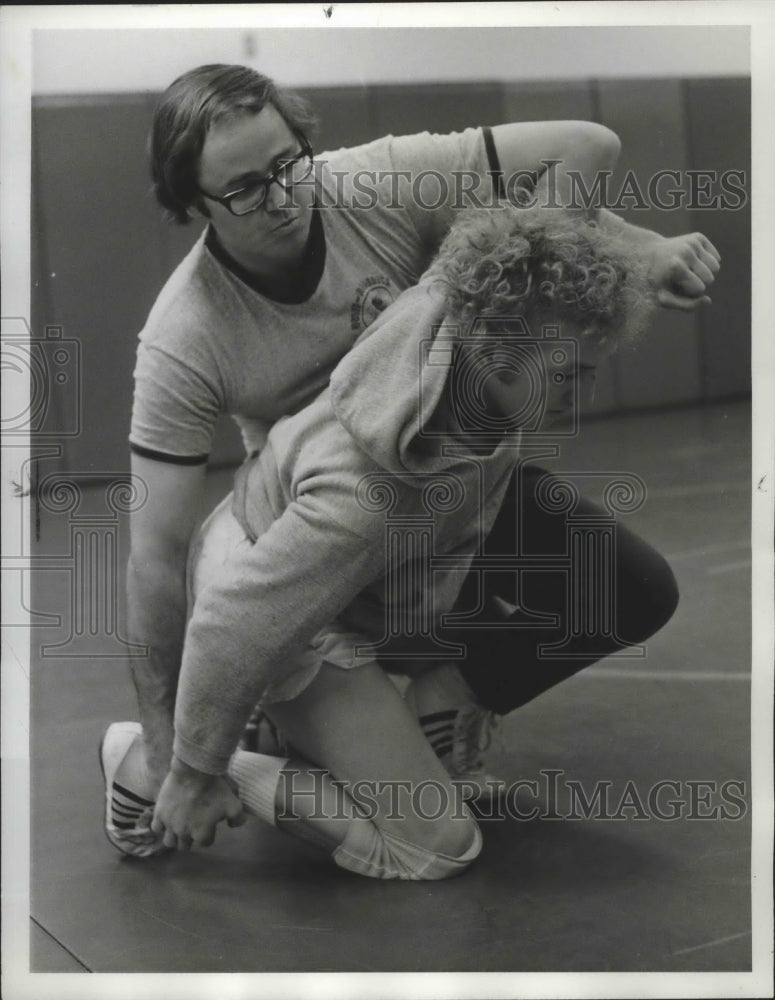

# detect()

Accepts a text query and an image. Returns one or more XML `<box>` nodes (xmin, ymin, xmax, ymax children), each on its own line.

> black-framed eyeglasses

<box><xmin>197</xmin><ymin>140</ymin><xmax>314</xmax><ymax>216</ymax></box>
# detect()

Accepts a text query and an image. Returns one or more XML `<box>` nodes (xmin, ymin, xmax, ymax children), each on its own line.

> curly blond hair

<box><xmin>431</xmin><ymin>206</ymin><xmax>656</xmax><ymax>351</ymax></box>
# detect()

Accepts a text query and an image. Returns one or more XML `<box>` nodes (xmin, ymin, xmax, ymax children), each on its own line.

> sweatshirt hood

<box><xmin>329</xmin><ymin>277</ymin><xmax>460</xmax><ymax>475</ymax></box>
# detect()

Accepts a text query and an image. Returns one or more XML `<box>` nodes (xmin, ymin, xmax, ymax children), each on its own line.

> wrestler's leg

<box><xmin>252</xmin><ymin>661</ymin><xmax>481</xmax><ymax>877</ymax></box>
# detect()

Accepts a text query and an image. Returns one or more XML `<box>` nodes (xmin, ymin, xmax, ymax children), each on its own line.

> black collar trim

<box><xmin>205</xmin><ymin>206</ymin><xmax>326</xmax><ymax>304</ymax></box>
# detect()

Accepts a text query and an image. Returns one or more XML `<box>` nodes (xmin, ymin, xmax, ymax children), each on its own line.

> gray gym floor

<box><xmin>25</xmin><ymin>399</ymin><xmax>756</xmax><ymax>980</ymax></box>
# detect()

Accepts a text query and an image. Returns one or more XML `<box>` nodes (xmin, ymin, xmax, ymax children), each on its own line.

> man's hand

<box><xmin>151</xmin><ymin>756</ymin><xmax>246</xmax><ymax>850</ymax></box>
<box><xmin>646</xmin><ymin>233</ymin><xmax>721</xmax><ymax>311</ymax></box>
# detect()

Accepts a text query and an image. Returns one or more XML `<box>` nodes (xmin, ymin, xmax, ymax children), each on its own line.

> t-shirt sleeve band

<box><xmin>482</xmin><ymin>125</ymin><xmax>505</xmax><ymax>200</ymax></box>
<box><xmin>130</xmin><ymin>442</ymin><xmax>209</xmax><ymax>465</ymax></box>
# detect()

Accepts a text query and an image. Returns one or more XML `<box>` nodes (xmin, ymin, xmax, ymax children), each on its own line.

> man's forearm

<box><xmin>492</xmin><ymin>122</ymin><xmax>668</xmax><ymax>247</ymax></box>
<box><xmin>527</xmin><ymin>143</ymin><xmax>665</xmax><ymax>247</ymax></box>
<box><xmin>596</xmin><ymin>207</ymin><xmax>664</xmax><ymax>245</ymax></box>
<box><xmin>516</xmin><ymin>170</ymin><xmax>716</xmax><ymax>323</ymax></box>
<box><xmin>534</xmin><ymin>167</ymin><xmax>665</xmax><ymax>247</ymax></box>
<box><xmin>126</xmin><ymin>553</ymin><xmax>188</xmax><ymax>788</ymax></box>
<box><xmin>172</xmin><ymin>503</ymin><xmax>387</xmax><ymax>775</ymax></box>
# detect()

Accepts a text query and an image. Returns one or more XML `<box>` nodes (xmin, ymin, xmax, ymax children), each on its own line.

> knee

<box><xmin>646</xmin><ymin>552</ymin><xmax>680</xmax><ymax>632</ymax></box>
<box><xmin>620</xmin><ymin>549</ymin><xmax>679</xmax><ymax>644</ymax></box>
<box><xmin>428</xmin><ymin>809</ymin><xmax>482</xmax><ymax>867</ymax></box>
<box><xmin>386</xmin><ymin>800</ymin><xmax>483</xmax><ymax>880</ymax></box>
<box><xmin>332</xmin><ymin>811</ymin><xmax>482</xmax><ymax>881</ymax></box>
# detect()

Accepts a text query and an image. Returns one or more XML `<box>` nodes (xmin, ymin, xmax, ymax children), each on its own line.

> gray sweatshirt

<box><xmin>174</xmin><ymin>278</ymin><xmax>521</xmax><ymax>773</ymax></box>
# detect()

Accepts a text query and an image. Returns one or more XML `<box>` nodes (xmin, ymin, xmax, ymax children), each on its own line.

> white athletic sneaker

<box><xmin>404</xmin><ymin>665</ymin><xmax>503</xmax><ymax>803</ymax></box>
<box><xmin>99</xmin><ymin>721</ymin><xmax>167</xmax><ymax>858</ymax></box>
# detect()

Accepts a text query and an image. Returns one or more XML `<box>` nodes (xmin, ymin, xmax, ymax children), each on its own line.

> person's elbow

<box><xmin>571</xmin><ymin>121</ymin><xmax>621</xmax><ymax>170</ymax></box>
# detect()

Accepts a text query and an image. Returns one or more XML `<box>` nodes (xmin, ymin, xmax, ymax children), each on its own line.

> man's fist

<box><xmin>647</xmin><ymin>232</ymin><xmax>721</xmax><ymax>311</ymax></box>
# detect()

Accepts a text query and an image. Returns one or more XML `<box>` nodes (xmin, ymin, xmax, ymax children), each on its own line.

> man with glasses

<box><xmin>122</xmin><ymin>64</ymin><xmax>719</xmax><ymax>834</ymax></box>
<box><xmin>196</xmin><ymin>138</ymin><xmax>314</xmax><ymax>214</ymax></box>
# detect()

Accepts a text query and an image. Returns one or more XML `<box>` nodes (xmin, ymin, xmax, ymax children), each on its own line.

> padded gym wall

<box><xmin>31</xmin><ymin>77</ymin><xmax>750</xmax><ymax>475</ymax></box>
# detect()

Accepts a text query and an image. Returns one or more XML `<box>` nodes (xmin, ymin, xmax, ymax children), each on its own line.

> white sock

<box><xmin>227</xmin><ymin>751</ymin><xmax>289</xmax><ymax>827</ymax></box>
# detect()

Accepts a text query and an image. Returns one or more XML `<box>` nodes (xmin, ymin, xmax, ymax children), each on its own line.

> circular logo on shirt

<box><xmin>350</xmin><ymin>275</ymin><xmax>397</xmax><ymax>332</ymax></box>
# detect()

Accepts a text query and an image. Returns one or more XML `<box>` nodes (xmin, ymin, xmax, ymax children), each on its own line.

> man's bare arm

<box><xmin>491</xmin><ymin>120</ymin><xmax>721</xmax><ymax>309</ymax></box>
<box><xmin>126</xmin><ymin>454</ymin><xmax>208</xmax><ymax>791</ymax></box>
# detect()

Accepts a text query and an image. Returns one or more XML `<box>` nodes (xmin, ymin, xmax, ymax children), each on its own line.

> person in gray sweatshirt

<box><xmin>102</xmin><ymin>204</ymin><xmax>695</xmax><ymax>879</ymax></box>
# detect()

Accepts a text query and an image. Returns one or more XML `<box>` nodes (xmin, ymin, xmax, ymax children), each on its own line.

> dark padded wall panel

<box><xmin>502</xmin><ymin>79</ymin><xmax>596</xmax><ymax>123</ymax></box>
<box><xmin>684</xmin><ymin>78</ymin><xmax>751</xmax><ymax>399</ymax></box>
<box><xmin>158</xmin><ymin>212</ymin><xmax>204</xmax><ymax>275</ymax></box>
<box><xmin>296</xmin><ymin>85</ymin><xmax>374</xmax><ymax>153</ymax></box>
<box><xmin>31</xmin><ymin>97</ymin><xmax>164</xmax><ymax>476</ymax></box>
<box><xmin>31</xmin><ymin>96</ymin><xmax>243</xmax><ymax>474</ymax></box>
<box><xmin>369</xmin><ymin>82</ymin><xmax>505</xmax><ymax>138</ymax></box>
<box><xmin>597</xmin><ymin>79</ymin><xmax>703</xmax><ymax>411</ymax></box>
